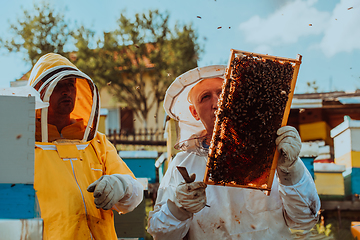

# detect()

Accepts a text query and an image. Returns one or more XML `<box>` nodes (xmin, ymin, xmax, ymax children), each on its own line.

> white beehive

<box><xmin>0</xmin><ymin>94</ymin><xmax>43</xmax><ymax>239</ymax></box>
<box><xmin>330</xmin><ymin>116</ymin><xmax>360</xmax><ymax>169</ymax></box>
<box><xmin>0</xmin><ymin>95</ymin><xmax>35</xmax><ymax>184</ymax></box>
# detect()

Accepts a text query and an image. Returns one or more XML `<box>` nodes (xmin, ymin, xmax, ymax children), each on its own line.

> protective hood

<box><xmin>28</xmin><ymin>53</ymin><xmax>100</xmax><ymax>143</ymax></box>
<box><xmin>163</xmin><ymin>65</ymin><xmax>226</xmax><ymax>146</ymax></box>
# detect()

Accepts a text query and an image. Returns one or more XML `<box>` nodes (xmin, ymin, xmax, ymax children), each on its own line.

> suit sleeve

<box><xmin>278</xmin><ymin>158</ymin><xmax>320</xmax><ymax>230</ymax></box>
<box><xmin>147</xmin><ymin>152</ymin><xmax>193</xmax><ymax>240</ymax></box>
<box><xmin>98</xmin><ymin>133</ymin><xmax>144</xmax><ymax>214</ymax></box>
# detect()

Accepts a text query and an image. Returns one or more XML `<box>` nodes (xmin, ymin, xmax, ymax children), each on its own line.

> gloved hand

<box><xmin>276</xmin><ymin>126</ymin><xmax>304</xmax><ymax>186</ymax></box>
<box><xmin>167</xmin><ymin>173</ymin><xmax>207</xmax><ymax>221</ymax></box>
<box><xmin>87</xmin><ymin>174</ymin><xmax>130</xmax><ymax>210</ymax></box>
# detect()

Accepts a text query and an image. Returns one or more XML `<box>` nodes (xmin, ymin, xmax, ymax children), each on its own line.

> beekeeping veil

<box><xmin>163</xmin><ymin>65</ymin><xmax>226</xmax><ymax>148</ymax></box>
<box><xmin>28</xmin><ymin>53</ymin><xmax>100</xmax><ymax>143</ymax></box>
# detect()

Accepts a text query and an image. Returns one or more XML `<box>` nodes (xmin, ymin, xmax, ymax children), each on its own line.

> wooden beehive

<box><xmin>204</xmin><ymin>49</ymin><xmax>302</xmax><ymax>192</ymax></box>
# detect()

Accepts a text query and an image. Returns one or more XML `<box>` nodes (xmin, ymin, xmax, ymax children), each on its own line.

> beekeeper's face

<box><xmin>189</xmin><ymin>78</ymin><xmax>223</xmax><ymax>134</ymax></box>
<box><xmin>48</xmin><ymin>78</ymin><xmax>77</xmax><ymax>117</ymax></box>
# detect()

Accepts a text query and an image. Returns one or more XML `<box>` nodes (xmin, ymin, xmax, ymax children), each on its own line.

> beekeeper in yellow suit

<box><xmin>28</xmin><ymin>53</ymin><xmax>144</xmax><ymax>240</ymax></box>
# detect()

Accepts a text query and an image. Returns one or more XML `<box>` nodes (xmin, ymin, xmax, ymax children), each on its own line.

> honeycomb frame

<box><xmin>204</xmin><ymin>49</ymin><xmax>302</xmax><ymax>193</ymax></box>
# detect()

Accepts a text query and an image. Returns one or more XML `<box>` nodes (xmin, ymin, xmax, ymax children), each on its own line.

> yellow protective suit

<box><xmin>29</xmin><ymin>53</ymin><xmax>143</xmax><ymax>240</ymax></box>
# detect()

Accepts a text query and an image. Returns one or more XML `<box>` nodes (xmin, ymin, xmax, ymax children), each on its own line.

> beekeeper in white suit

<box><xmin>147</xmin><ymin>65</ymin><xmax>320</xmax><ymax>239</ymax></box>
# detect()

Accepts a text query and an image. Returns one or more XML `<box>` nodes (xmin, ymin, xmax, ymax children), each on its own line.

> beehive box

<box><xmin>0</xmin><ymin>95</ymin><xmax>36</xmax><ymax>184</ymax></box>
<box><xmin>300</xmin><ymin>157</ymin><xmax>315</xmax><ymax>179</ymax></box>
<box><xmin>330</xmin><ymin>117</ymin><xmax>360</xmax><ymax>168</ymax></box>
<box><xmin>299</xmin><ymin>121</ymin><xmax>333</xmax><ymax>146</ymax></box>
<box><xmin>205</xmin><ymin>49</ymin><xmax>302</xmax><ymax>192</ymax></box>
<box><xmin>299</xmin><ymin>141</ymin><xmax>318</xmax><ymax>179</ymax></box>
<box><xmin>351</xmin><ymin>222</ymin><xmax>360</xmax><ymax>239</ymax></box>
<box><xmin>0</xmin><ymin>95</ymin><xmax>40</xmax><ymax>219</ymax></box>
<box><xmin>298</xmin><ymin>108</ymin><xmax>324</xmax><ymax>124</ymax></box>
<box><xmin>314</xmin><ymin>163</ymin><xmax>345</xmax><ymax>197</ymax></box>
<box><xmin>344</xmin><ymin>167</ymin><xmax>360</xmax><ymax>196</ymax></box>
<box><xmin>314</xmin><ymin>145</ymin><xmax>334</xmax><ymax>163</ymax></box>
<box><xmin>119</xmin><ymin>150</ymin><xmax>158</xmax><ymax>183</ymax></box>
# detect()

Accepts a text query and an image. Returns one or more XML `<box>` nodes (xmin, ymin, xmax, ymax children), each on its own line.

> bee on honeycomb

<box><xmin>207</xmin><ymin>55</ymin><xmax>294</xmax><ymax>188</ymax></box>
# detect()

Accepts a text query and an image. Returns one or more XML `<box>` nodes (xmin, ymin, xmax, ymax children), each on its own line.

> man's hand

<box><xmin>276</xmin><ymin>126</ymin><xmax>301</xmax><ymax>170</ymax></box>
<box><xmin>175</xmin><ymin>180</ymin><xmax>207</xmax><ymax>213</ymax></box>
<box><xmin>87</xmin><ymin>175</ymin><xmax>129</xmax><ymax>210</ymax></box>
<box><xmin>167</xmin><ymin>173</ymin><xmax>207</xmax><ymax>220</ymax></box>
<box><xmin>276</xmin><ymin>126</ymin><xmax>304</xmax><ymax>186</ymax></box>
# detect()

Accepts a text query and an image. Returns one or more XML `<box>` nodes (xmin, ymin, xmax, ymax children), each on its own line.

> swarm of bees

<box><xmin>207</xmin><ymin>55</ymin><xmax>294</xmax><ymax>187</ymax></box>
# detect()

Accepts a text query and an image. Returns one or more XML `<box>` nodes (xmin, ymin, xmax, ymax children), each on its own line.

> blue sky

<box><xmin>0</xmin><ymin>0</ymin><xmax>359</xmax><ymax>93</ymax></box>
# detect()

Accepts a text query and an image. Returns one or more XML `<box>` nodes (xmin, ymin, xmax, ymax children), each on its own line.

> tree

<box><xmin>74</xmin><ymin>10</ymin><xmax>201</xmax><ymax>127</ymax></box>
<box><xmin>1</xmin><ymin>4</ymin><xmax>201</xmax><ymax>128</ymax></box>
<box><xmin>0</xmin><ymin>2</ymin><xmax>73</xmax><ymax>65</ymax></box>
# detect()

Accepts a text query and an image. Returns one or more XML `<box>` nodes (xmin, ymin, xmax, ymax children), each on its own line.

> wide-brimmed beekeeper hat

<box><xmin>163</xmin><ymin>65</ymin><xmax>226</xmax><ymax>144</ymax></box>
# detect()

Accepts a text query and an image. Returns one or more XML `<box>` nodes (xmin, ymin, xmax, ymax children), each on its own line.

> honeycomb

<box><xmin>205</xmin><ymin>51</ymin><xmax>300</xmax><ymax>191</ymax></box>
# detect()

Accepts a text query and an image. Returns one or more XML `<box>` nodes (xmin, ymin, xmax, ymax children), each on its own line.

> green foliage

<box><xmin>316</xmin><ymin>222</ymin><xmax>333</xmax><ymax>236</ymax></box>
<box><xmin>0</xmin><ymin>2</ymin><xmax>73</xmax><ymax>65</ymax></box>
<box><xmin>325</xmin><ymin>218</ymin><xmax>354</xmax><ymax>240</ymax></box>
<box><xmin>74</xmin><ymin>10</ymin><xmax>201</xmax><ymax>126</ymax></box>
<box><xmin>1</xmin><ymin>3</ymin><xmax>201</xmax><ymax>127</ymax></box>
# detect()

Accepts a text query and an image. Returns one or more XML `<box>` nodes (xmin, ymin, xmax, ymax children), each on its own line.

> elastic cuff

<box><xmin>277</xmin><ymin>159</ymin><xmax>305</xmax><ymax>186</ymax></box>
<box><xmin>167</xmin><ymin>199</ymin><xmax>193</xmax><ymax>221</ymax></box>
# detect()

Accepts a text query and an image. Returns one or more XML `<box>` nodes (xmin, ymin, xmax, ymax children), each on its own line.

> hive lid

<box><xmin>119</xmin><ymin>150</ymin><xmax>158</xmax><ymax>159</ymax></box>
<box><xmin>0</xmin><ymin>86</ymin><xmax>48</xmax><ymax>109</ymax></box>
<box><xmin>300</xmin><ymin>142</ymin><xmax>320</xmax><ymax>157</ymax></box>
<box><xmin>314</xmin><ymin>163</ymin><xmax>346</xmax><ymax>173</ymax></box>
<box><xmin>291</xmin><ymin>98</ymin><xmax>323</xmax><ymax>109</ymax></box>
<box><xmin>330</xmin><ymin>116</ymin><xmax>360</xmax><ymax>138</ymax></box>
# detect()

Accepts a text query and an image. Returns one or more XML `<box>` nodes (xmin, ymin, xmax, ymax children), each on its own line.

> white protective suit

<box><xmin>147</xmin><ymin>65</ymin><xmax>320</xmax><ymax>240</ymax></box>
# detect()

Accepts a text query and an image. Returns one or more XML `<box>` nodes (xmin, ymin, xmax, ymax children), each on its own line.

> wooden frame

<box><xmin>204</xmin><ymin>49</ymin><xmax>302</xmax><ymax>193</ymax></box>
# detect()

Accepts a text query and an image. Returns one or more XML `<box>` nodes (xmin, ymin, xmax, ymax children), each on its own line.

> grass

<box><xmin>324</xmin><ymin>218</ymin><xmax>354</xmax><ymax>240</ymax></box>
<box><xmin>145</xmin><ymin>198</ymin><xmax>154</xmax><ymax>240</ymax></box>
<box><xmin>291</xmin><ymin>216</ymin><xmax>356</xmax><ymax>240</ymax></box>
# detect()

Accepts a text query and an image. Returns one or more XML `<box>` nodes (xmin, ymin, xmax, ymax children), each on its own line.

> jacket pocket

<box><xmin>90</xmin><ymin>163</ymin><xmax>103</xmax><ymax>179</ymax></box>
